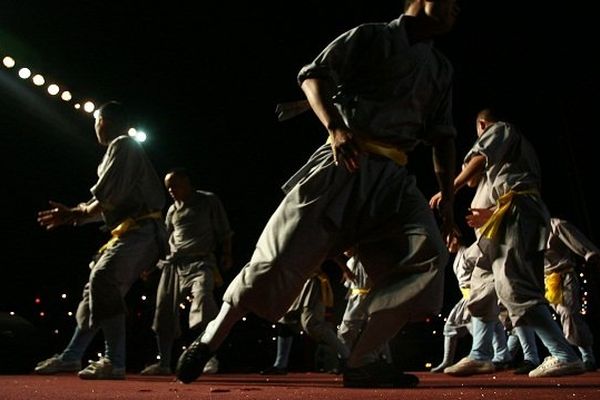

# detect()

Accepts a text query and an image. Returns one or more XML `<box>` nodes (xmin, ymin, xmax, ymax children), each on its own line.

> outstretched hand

<box><xmin>37</xmin><ymin>201</ymin><xmax>76</xmax><ymax>230</ymax></box>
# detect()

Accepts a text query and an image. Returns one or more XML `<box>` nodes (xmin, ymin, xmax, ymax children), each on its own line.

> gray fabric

<box><xmin>278</xmin><ymin>276</ymin><xmax>347</xmax><ymax>357</ymax></box>
<box><xmin>166</xmin><ymin>190</ymin><xmax>233</xmax><ymax>258</ymax></box>
<box><xmin>297</xmin><ymin>14</ymin><xmax>456</xmax><ymax>150</ymax></box>
<box><xmin>152</xmin><ymin>190</ymin><xmax>231</xmax><ymax>338</ymax></box>
<box><xmin>91</xmin><ymin>135</ymin><xmax>165</xmax><ymax>230</ymax></box>
<box><xmin>545</xmin><ymin>218</ymin><xmax>598</xmax><ymax>347</ymax></box>
<box><xmin>340</xmin><ymin>256</ymin><xmax>370</xmax><ymax>325</ymax></box>
<box><xmin>464</xmin><ymin>122</ymin><xmax>550</xmax><ymax>325</ymax></box>
<box><xmin>223</xmin><ymin>12</ymin><xmax>450</xmax><ymax>361</ymax></box>
<box><xmin>152</xmin><ymin>257</ymin><xmax>218</xmax><ymax>339</ymax></box>
<box><xmin>224</xmin><ymin>146</ymin><xmax>447</xmax><ymax>323</ymax></box>
<box><xmin>76</xmin><ymin>221</ymin><xmax>163</xmax><ymax>328</ymax></box>
<box><xmin>76</xmin><ymin>135</ymin><xmax>166</xmax><ymax>329</ymax></box>
<box><xmin>464</xmin><ymin>122</ymin><xmax>543</xmax><ymax>205</ymax></box>
<box><xmin>552</xmin><ymin>271</ymin><xmax>593</xmax><ymax>347</ymax></box>
<box><xmin>282</xmin><ymin>275</ymin><xmax>324</xmax><ymax>315</ymax></box>
<box><xmin>545</xmin><ymin>218</ymin><xmax>600</xmax><ymax>275</ymax></box>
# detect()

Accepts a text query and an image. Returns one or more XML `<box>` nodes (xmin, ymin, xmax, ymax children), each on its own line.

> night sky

<box><xmin>1</xmin><ymin>1</ymin><xmax>599</xmax><ymax>371</ymax></box>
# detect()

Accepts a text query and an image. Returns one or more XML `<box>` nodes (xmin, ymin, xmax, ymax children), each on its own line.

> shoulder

<box><xmin>107</xmin><ymin>135</ymin><xmax>141</xmax><ymax>155</ymax></box>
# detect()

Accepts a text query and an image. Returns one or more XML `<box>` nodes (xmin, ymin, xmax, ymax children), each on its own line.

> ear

<box><xmin>477</xmin><ymin>119</ymin><xmax>487</xmax><ymax>131</ymax></box>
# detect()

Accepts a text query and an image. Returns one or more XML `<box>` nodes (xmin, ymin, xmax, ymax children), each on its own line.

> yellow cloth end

<box><xmin>545</xmin><ymin>272</ymin><xmax>563</xmax><ymax>305</ymax></box>
<box><xmin>460</xmin><ymin>287</ymin><xmax>471</xmax><ymax>300</ymax></box>
<box><xmin>351</xmin><ymin>288</ymin><xmax>370</xmax><ymax>296</ymax></box>
<box><xmin>478</xmin><ymin>190</ymin><xmax>538</xmax><ymax>239</ymax></box>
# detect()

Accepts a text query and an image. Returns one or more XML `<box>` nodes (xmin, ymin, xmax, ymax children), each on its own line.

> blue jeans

<box><xmin>60</xmin><ymin>313</ymin><xmax>126</xmax><ymax>369</ymax></box>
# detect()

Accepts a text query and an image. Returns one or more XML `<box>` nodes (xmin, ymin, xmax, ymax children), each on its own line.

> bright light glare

<box><xmin>93</xmin><ymin>109</ymin><xmax>100</xmax><ymax>119</ymax></box>
<box><xmin>47</xmin><ymin>84</ymin><xmax>60</xmax><ymax>95</ymax></box>
<box><xmin>3</xmin><ymin>56</ymin><xmax>16</xmax><ymax>68</ymax></box>
<box><xmin>32</xmin><ymin>74</ymin><xmax>45</xmax><ymax>86</ymax></box>
<box><xmin>135</xmin><ymin>131</ymin><xmax>147</xmax><ymax>142</ymax></box>
<box><xmin>128</xmin><ymin>128</ymin><xmax>137</xmax><ymax>137</ymax></box>
<box><xmin>83</xmin><ymin>101</ymin><xmax>95</xmax><ymax>113</ymax></box>
<box><xmin>74</xmin><ymin>103</ymin><xmax>81</xmax><ymax>109</ymax></box>
<box><xmin>18</xmin><ymin>67</ymin><xmax>31</xmax><ymax>79</ymax></box>
<box><xmin>61</xmin><ymin>91</ymin><xmax>72</xmax><ymax>101</ymax></box>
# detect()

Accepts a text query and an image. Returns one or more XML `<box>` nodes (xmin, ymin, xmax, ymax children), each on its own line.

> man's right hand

<box><xmin>329</xmin><ymin>127</ymin><xmax>361</xmax><ymax>172</ymax></box>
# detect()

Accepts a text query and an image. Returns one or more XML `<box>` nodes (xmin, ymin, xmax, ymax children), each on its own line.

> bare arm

<box><xmin>300</xmin><ymin>78</ymin><xmax>361</xmax><ymax>172</ymax></box>
<box><xmin>429</xmin><ymin>154</ymin><xmax>486</xmax><ymax>208</ymax></box>
<box><xmin>37</xmin><ymin>199</ymin><xmax>103</xmax><ymax>230</ymax></box>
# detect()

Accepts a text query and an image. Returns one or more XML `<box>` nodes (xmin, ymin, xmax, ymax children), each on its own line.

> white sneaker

<box><xmin>78</xmin><ymin>357</ymin><xmax>125</xmax><ymax>380</ymax></box>
<box><xmin>444</xmin><ymin>357</ymin><xmax>495</xmax><ymax>376</ymax></box>
<box><xmin>202</xmin><ymin>356</ymin><xmax>219</xmax><ymax>374</ymax></box>
<box><xmin>528</xmin><ymin>356</ymin><xmax>585</xmax><ymax>378</ymax></box>
<box><xmin>34</xmin><ymin>354</ymin><xmax>81</xmax><ymax>374</ymax></box>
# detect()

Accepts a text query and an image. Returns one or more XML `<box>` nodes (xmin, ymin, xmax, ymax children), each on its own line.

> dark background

<box><xmin>1</xmin><ymin>1</ymin><xmax>599</xmax><ymax>372</ymax></box>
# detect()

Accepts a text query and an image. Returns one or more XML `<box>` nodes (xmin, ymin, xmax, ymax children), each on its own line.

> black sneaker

<box><xmin>260</xmin><ymin>366</ymin><xmax>288</xmax><ymax>375</ymax></box>
<box><xmin>176</xmin><ymin>340</ymin><xmax>213</xmax><ymax>384</ymax></box>
<box><xmin>343</xmin><ymin>360</ymin><xmax>419</xmax><ymax>388</ymax></box>
<box><xmin>492</xmin><ymin>361</ymin><xmax>512</xmax><ymax>371</ymax></box>
<box><xmin>513</xmin><ymin>360</ymin><xmax>537</xmax><ymax>375</ymax></box>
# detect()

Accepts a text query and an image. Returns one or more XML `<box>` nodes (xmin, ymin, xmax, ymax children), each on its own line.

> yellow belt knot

<box><xmin>545</xmin><ymin>272</ymin><xmax>563</xmax><ymax>305</ymax></box>
<box><xmin>98</xmin><ymin>211</ymin><xmax>162</xmax><ymax>253</ymax></box>
<box><xmin>478</xmin><ymin>190</ymin><xmax>538</xmax><ymax>239</ymax></box>
<box><xmin>351</xmin><ymin>288</ymin><xmax>370</xmax><ymax>296</ymax></box>
<box><xmin>460</xmin><ymin>287</ymin><xmax>471</xmax><ymax>300</ymax></box>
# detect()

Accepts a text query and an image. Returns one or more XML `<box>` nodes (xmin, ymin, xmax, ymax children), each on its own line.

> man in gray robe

<box><xmin>141</xmin><ymin>168</ymin><xmax>233</xmax><ymax>375</ymax></box>
<box><xmin>437</xmin><ymin>108</ymin><xmax>584</xmax><ymax>377</ymax></box>
<box><xmin>545</xmin><ymin>218</ymin><xmax>599</xmax><ymax>371</ymax></box>
<box><xmin>35</xmin><ymin>101</ymin><xmax>167</xmax><ymax>379</ymax></box>
<box><xmin>177</xmin><ymin>0</ymin><xmax>460</xmax><ymax>388</ymax></box>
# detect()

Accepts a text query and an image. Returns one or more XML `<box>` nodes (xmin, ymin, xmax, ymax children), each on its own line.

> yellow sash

<box><xmin>351</xmin><ymin>288</ymin><xmax>370</xmax><ymax>296</ymax></box>
<box><xmin>359</xmin><ymin>138</ymin><xmax>408</xmax><ymax>166</ymax></box>
<box><xmin>317</xmin><ymin>272</ymin><xmax>335</xmax><ymax>308</ymax></box>
<box><xmin>460</xmin><ymin>287</ymin><xmax>471</xmax><ymax>300</ymax></box>
<box><xmin>478</xmin><ymin>190</ymin><xmax>538</xmax><ymax>239</ymax></box>
<box><xmin>98</xmin><ymin>211</ymin><xmax>162</xmax><ymax>253</ymax></box>
<box><xmin>325</xmin><ymin>136</ymin><xmax>408</xmax><ymax>166</ymax></box>
<box><xmin>544</xmin><ymin>272</ymin><xmax>563</xmax><ymax>305</ymax></box>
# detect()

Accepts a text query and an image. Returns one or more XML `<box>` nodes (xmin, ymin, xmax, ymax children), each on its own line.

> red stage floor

<box><xmin>1</xmin><ymin>371</ymin><xmax>599</xmax><ymax>400</ymax></box>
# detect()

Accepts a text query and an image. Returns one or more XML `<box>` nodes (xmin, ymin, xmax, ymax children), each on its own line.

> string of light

<box><xmin>1</xmin><ymin>53</ymin><xmax>147</xmax><ymax>142</ymax></box>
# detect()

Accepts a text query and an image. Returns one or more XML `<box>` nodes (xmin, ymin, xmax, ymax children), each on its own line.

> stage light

<box><xmin>18</xmin><ymin>67</ymin><xmax>31</xmax><ymax>79</ymax></box>
<box><xmin>93</xmin><ymin>109</ymin><xmax>100</xmax><ymax>119</ymax></box>
<box><xmin>83</xmin><ymin>101</ymin><xmax>95</xmax><ymax>113</ymax></box>
<box><xmin>2</xmin><ymin>56</ymin><xmax>15</xmax><ymax>68</ymax></box>
<box><xmin>32</xmin><ymin>74</ymin><xmax>45</xmax><ymax>86</ymax></box>
<box><xmin>135</xmin><ymin>130</ymin><xmax>147</xmax><ymax>142</ymax></box>
<box><xmin>74</xmin><ymin>103</ymin><xmax>81</xmax><ymax>109</ymax></box>
<box><xmin>47</xmin><ymin>84</ymin><xmax>60</xmax><ymax>95</ymax></box>
<box><xmin>61</xmin><ymin>91</ymin><xmax>72</xmax><ymax>101</ymax></box>
<box><xmin>128</xmin><ymin>128</ymin><xmax>137</xmax><ymax>137</ymax></box>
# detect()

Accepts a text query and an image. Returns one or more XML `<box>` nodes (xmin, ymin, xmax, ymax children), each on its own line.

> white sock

<box><xmin>201</xmin><ymin>302</ymin><xmax>247</xmax><ymax>352</ymax></box>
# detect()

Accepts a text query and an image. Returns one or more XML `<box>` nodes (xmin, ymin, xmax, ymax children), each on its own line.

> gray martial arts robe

<box><xmin>545</xmin><ymin>218</ymin><xmax>599</xmax><ymax>347</ymax></box>
<box><xmin>152</xmin><ymin>191</ymin><xmax>233</xmax><ymax>339</ymax></box>
<box><xmin>76</xmin><ymin>135</ymin><xmax>166</xmax><ymax>329</ymax></box>
<box><xmin>465</xmin><ymin>122</ymin><xmax>550</xmax><ymax>325</ymax></box>
<box><xmin>224</xmin><ymin>15</ymin><xmax>454</xmax><ymax>327</ymax></box>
